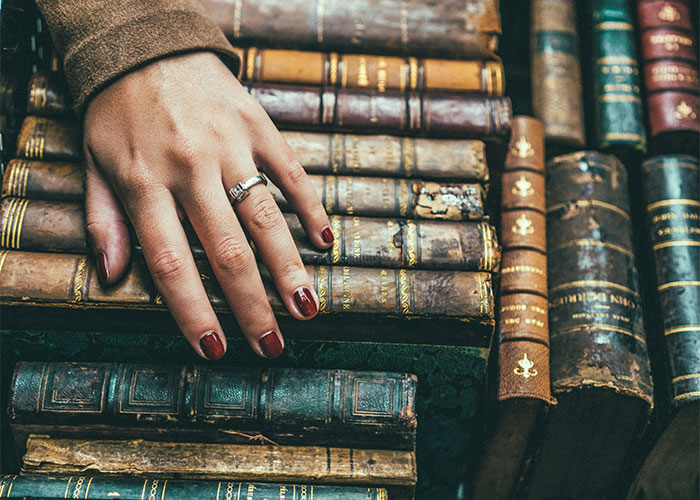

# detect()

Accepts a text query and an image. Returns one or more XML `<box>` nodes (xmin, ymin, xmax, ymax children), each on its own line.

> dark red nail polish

<box><xmin>259</xmin><ymin>331</ymin><xmax>283</xmax><ymax>359</ymax></box>
<box><xmin>96</xmin><ymin>251</ymin><xmax>109</xmax><ymax>283</ymax></box>
<box><xmin>321</xmin><ymin>226</ymin><xmax>334</xmax><ymax>244</ymax></box>
<box><xmin>294</xmin><ymin>287</ymin><xmax>318</xmax><ymax>317</ymax></box>
<box><xmin>200</xmin><ymin>331</ymin><xmax>225</xmax><ymax>360</ymax></box>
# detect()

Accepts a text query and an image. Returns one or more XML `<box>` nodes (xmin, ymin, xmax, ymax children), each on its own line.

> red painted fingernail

<box><xmin>321</xmin><ymin>226</ymin><xmax>334</xmax><ymax>244</ymax></box>
<box><xmin>200</xmin><ymin>331</ymin><xmax>225</xmax><ymax>360</ymax></box>
<box><xmin>259</xmin><ymin>331</ymin><xmax>283</xmax><ymax>359</ymax></box>
<box><xmin>294</xmin><ymin>287</ymin><xmax>318</xmax><ymax>317</ymax></box>
<box><xmin>96</xmin><ymin>251</ymin><xmax>109</xmax><ymax>283</ymax></box>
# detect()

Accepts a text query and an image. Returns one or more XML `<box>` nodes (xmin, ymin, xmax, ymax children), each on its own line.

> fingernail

<box><xmin>294</xmin><ymin>286</ymin><xmax>318</xmax><ymax>317</ymax></box>
<box><xmin>96</xmin><ymin>251</ymin><xmax>109</xmax><ymax>283</ymax></box>
<box><xmin>321</xmin><ymin>226</ymin><xmax>334</xmax><ymax>244</ymax></box>
<box><xmin>259</xmin><ymin>331</ymin><xmax>283</xmax><ymax>359</ymax></box>
<box><xmin>200</xmin><ymin>331</ymin><xmax>225</xmax><ymax>360</ymax></box>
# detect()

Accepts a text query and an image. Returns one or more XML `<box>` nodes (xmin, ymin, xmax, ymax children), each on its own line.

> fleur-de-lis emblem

<box><xmin>512</xmin><ymin>214</ymin><xmax>534</xmax><ymax>236</ymax></box>
<box><xmin>674</xmin><ymin>101</ymin><xmax>697</xmax><ymax>120</ymax></box>
<box><xmin>512</xmin><ymin>175</ymin><xmax>535</xmax><ymax>198</ymax></box>
<box><xmin>658</xmin><ymin>3</ymin><xmax>680</xmax><ymax>22</ymax></box>
<box><xmin>514</xmin><ymin>353</ymin><xmax>538</xmax><ymax>379</ymax></box>
<box><xmin>511</xmin><ymin>136</ymin><xmax>534</xmax><ymax>159</ymax></box>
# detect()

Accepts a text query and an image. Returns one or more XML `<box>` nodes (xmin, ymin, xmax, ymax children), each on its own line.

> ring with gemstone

<box><xmin>228</xmin><ymin>173</ymin><xmax>268</xmax><ymax>203</ymax></box>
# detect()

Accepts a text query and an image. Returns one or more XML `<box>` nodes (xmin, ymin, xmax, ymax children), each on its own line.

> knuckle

<box><xmin>249</xmin><ymin>196</ymin><xmax>282</xmax><ymax>232</ymax></box>
<box><xmin>283</xmin><ymin>159</ymin><xmax>307</xmax><ymax>187</ymax></box>
<box><xmin>212</xmin><ymin>235</ymin><xmax>255</xmax><ymax>274</ymax></box>
<box><xmin>149</xmin><ymin>248</ymin><xmax>189</xmax><ymax>283</ymax></box>
<box><xmin>114</xmin><ymin>163</ymin><xmax>155</xmax><ymax>202</ymax></box>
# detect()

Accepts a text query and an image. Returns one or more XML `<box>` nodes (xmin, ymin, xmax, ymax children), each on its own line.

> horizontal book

<box><xmin>0</xmin><ymin>474</ymin><xmax>387</xmax><ymax>499</ymax></box>
<box><xmin>0</xmin><ymin>198</ymin><xmax>500</xmax><ymax>271</ymax></box>
<box><xmin>2</xmin><ymin>160</ymin><xmax>487</xmax><ymax>221</ymax></box>
<box><xmin>10</xmin><ymin>362</ymin><xmax>416</xmax><ymax>451</ymax></box>
<box><xmin>15</xmin><ymin>118</ymin><xmax>491</xmax><ymax>182</ymax></box>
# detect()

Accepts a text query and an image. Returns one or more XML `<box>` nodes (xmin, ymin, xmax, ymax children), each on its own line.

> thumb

<box><xmin>84</xmin><ymin>152</ymin><xmax>131</xmax><ymax>284</ymax></box>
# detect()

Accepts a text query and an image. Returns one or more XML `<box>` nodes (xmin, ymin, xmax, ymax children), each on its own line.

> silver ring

<box><xmin>228</xmin><ymin>173</ymin><xmax>268</xmax><ymax>203</ymax></box>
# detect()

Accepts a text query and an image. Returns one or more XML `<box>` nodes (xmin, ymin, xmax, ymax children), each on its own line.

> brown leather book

<box><xmin>13</xmin><ymin>121</ymin><xmax>490</xmax><ymax>182</ymax></box>
<box><xmin>201</xmin><ymin>0</ymin><xmax>501</xmax><ymax>59</ymax></box>
<box><xmin>26</xmin><ymin>72</ymin><xmax>71</xmax><ymax>117</ymax></box>
<box><xmin>235</xmin><ymin>47</ymin><xmax>504</xmax><ymax>95</ymax></box>
<box><xmin>637</xmin><ymin>0</ymin><xmax>700</xmax><ymax>155</ymax></box>
<box><xmin>472</xmin><ymin>116</ymin><xmax>551</xmax><ymax>500</ymax></box>
<box><xmin>2</xmin><ymin>160</ymin><xmax>486</xmax><ymax>221</ymax></box>
<box><xmin>0</xmin><ymin>198</ymin><xmax>500</xmax><ymax>271</ymax></box>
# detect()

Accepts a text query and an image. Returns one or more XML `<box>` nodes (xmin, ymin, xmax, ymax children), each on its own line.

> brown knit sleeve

<box><xmin>36</xmin><ymin>0</ymin><xmax>240</xmax><ymax>116</ymax></box>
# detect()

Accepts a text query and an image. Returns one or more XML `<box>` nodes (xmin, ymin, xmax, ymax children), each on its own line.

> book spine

<box><xmin>498</xmin><ymin>116</ymin><xmax>550</xmax><ymax>403</ymax></box>
<box><xmin>26</xmin><ymin>72</ymin><xmax>71</xmax><ymax>117</ymax></box>
<box><xmin>0</xmin><ymin>474</ymin><xmax>387</xmax><ymax>499</ymax></box>
<box><xmin>10</xmin><ymin>362</ymin><xmax>417</xmax><ymax>449</ymax></box>
<box><xmin>641</xmin><ymin>155</ymin><xmax>700</xmax><ymax>406</ymax></box>
<box><xmin>531</xmin><ymin>0</ymin><xmax>585</xmax><ymax>149</ymax></box>
<box><xmin>637</xmin><ymin>0</ymin><xmax>700</xmax><ymax>152</ymax></box>
<box><xmin>589</xmin><ymin>0</ymin><xmax>647</xmax><ymax>154</ymax></box>
<box><xmin>245</xmin><ymin>83</ymin><xmax>512</xmax><ymax>140</ymax></box>
<box><xmin>2</xmin><ymin>161</ymin><xmax>485</xmax><ymax>220</ymax></box>
<box><xmin>14</xmin><ymin>123</ymin><xmax>490</xmax><ymax>182</ymax></box>
<box><xmin>236</xmin><ymin>47</ymin><xmax>505</xmax><ymax>95</ymax></box>
<box><xmin>0</xmin><ymin>199</ymin><xmax>499</xmax><ymax>271</ymax></box>
<box><xmin>0</xmin><ymin>250</ymin><xmax>494</xmax><ymax>320</ymax></box>
<box><xmin>202</xmin><ymin>0</ymin><xmax>501</xmax><ymax>59</ymax></box>
<box><xmin>546</xmin><ymin>151</ymin><xmax>653</xmax><ymax>401</ymax></box>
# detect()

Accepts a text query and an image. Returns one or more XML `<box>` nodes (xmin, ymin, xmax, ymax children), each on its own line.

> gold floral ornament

<box><xmin>658</xmin><ymin>3</ymin><xmax>681</xmax><ymax>22</ymax></box>
<box><xmin>674</xmin><ymin>101</ymin><xmax>697</xmax><ymax>120</ymax></box>
<box><xmin>512</xmin><ymin>213</ymin><xmax>534</xmax><ymax>236</ymax></box>
<box><xmin>511</xmin><ymin>136</ymin><xmax>535</xmax><ymax>158</ymax></box>
<box><xmin>514</xmin><ymin>352</ymin><xmax>538</xmax><ymax>379</ymax></box>
<box><xmin>512</xmin><ymin>175</ymin><xmax>535</xmax><ymax>198</ymax></box>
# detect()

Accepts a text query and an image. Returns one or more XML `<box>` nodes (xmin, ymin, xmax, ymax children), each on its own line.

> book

<box><xmin>626</xmin><ymin>155</ymin><xmax>699</xmax><ymax>500</ymax></box>
<box><xmin>234</xmin><ymin>47</ymin><xmax>504</xmax><ymax>95</ymax></box>
<box><xmin>585</xmin><ymin>0</ymin><xmax>647</xmax><ymax>158</ymax></box>
<box><xmin>0</xmin><ymin>198</ymin><xmax>500</xmax><ymax>271</ymax></box>
<box><xmin>525</xmin><ymin>151</ymin><xmax>653</xmax><ymax>500</ymax></box>
<box><xmin>9</xmin><ymin>362</ymin><xmax>416</xmax><ymax>451</ymax></box>
<box><xmin>0</xmin><ymin>474</ymin><xmax>387</xmax><ymax>499</ymax></box>
<box><xmin>2</xmin><ymin>160</ymin><xmax>487</xmax><ymax>221</ymax></box>
<box><xmin>471</xmin><ymin>116</ymin><xmax>551</xmax><ymax>500</ymax></box>
<box><xmin>531</xmin><ymin>0</ymin><xmax>585</xmax><ymax>153</ymax></box>
<box><xmin>25</xmin><ymin>72</ymin><xmax>70</xmax><ymax>117</ymax></box>
<box><xmin>21</xmin><ymin>437</ymin><xmax>416</xmax><ymax>500</ymax></box>
<box><xmin>14</xmin><ymin>119</ymin><xmax>491</xmax><ymax>182</ymax></box>
<box><xmin>200</xmin><ymin>0</ymin><xmax>501</xmax><ymax>59</ymax></box>
<box><xmin>637</xmin><ymin>0</ymin><xmax>700</xmax><ymax>155</ymax></box>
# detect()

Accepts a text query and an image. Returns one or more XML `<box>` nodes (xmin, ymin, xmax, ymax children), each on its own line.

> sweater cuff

<box><xmin>62</xmin><ymin>9</ymin><xmax>240</xmax><ymax>116</ymax></box>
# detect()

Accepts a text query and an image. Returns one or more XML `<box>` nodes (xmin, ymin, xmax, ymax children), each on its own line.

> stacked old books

<box><xmin>0</xmin><ymin>1</ymin><xmax>512</xmax><ymax>498</ymax></box>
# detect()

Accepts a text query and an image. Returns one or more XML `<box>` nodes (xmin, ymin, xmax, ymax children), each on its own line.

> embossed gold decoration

<box><xmin>514</xmin><ymin>352</ymin><xmax>538</xmax><ymax>378</ymax></box>
<box><xmin>399</xmin><ymin>269</ymin><xmax>411</xmax><ymax>315</ymax></box>
<box><xmin>330</xmin><ymin>215</ymin><xmax>342</xmax><ymax>263</ymax></box>
<box><xmin>674</xmin><ymin>101</ymin><xmax>696</xmax><ymax>120</ymax></box>
<box><xmin>317</xmin><ymin>265</ymin><xmax>329</xmax><ymax>313</ymax></box>
<box><xmin>658</xmin><ymin>3</ymin><xmax>681</xmax><ymax>22</ymax></box>
<box><xmin>512</xmin><ymin>175</ymin><xmax>535</xmax><ymax>198</ymax></box>
<box><xmin>405</xmin><ymin>220</ymin><xmax>417</xmax><ymax>267</ymax></box>
<box><xmin>511</xmin><ymin>136</ymin><xmax>535</xmax><ymax>158</ymax></box>
<box><xmin>512</xmin><ymin>213</ymin><xmax>534</xmax><ymax>236</ymax></box>
<box><xmin>73</xmin><ymin>257</ymin><xmax>88</xmax><ymax>302</ymax></box>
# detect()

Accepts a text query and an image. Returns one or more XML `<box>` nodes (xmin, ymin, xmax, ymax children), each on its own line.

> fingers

<box><xmin>123</xmin><ymin>186</ymin><xmax>227</xmax><ymax>361</ymax></box>
<box><xmin>179</xmin><ymin>179</ymin><xmax>285</xmax><ymax>359</ymax></box>
<box><xmin>253</xmin><ymin>128</ymin><xmax>334</xmax><ymax>249</ymax></box>
<box><xmin>84</xmin><ymin>152</ymin><xmax>131</xmax><ymax>284</ymax></box>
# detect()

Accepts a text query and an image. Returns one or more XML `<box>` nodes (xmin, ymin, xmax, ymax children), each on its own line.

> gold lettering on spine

<box><xmin>329</xmin><ymin>53</ymin><xmax>339</xmax><ymax>86</ymax></box>
<box><xmin>73</xmin><ymin>256</ymin><xmax>88</xmax><ymax>302</ymax></box>
<box><xmin>405</xmin><ymin>220</ymin><xmax>417</xmax><ymax>267</ymax></box>
<box><xmin>316</xmin><ymin>0</ymin><xmax>325</xmax><ymax>42</ymax></box>
<box><xmin>352</xmin><ymin>216</ymin><xmax>362</xmax><ymax>258</ymax></box>
<box><xmin>342</xmin><ymin>266</ymin><xmax>352</xmax><ymax>310</ymax></box>
<box><xmin>377</xmin><ymin>57</ymin><xmax>387</xmax><ymax>92</ymax></box>
<box><xmin>408</xmin><ymin>57</ymin><xmax>418</xmax><ymax>90</ymax></box>
<box><xmin>379</xmin><ymin>269</ymin><xmax>389</xmax><ymax>303</ymax></box>
<box><xmin>325</xmin><ymin>175</ymin><xmax>334</xmax><ymax>213</ymax></box>
<box><xmin>399</xmin><ymin>269</ymin><xmax>411</xmax><ymax>315</ymax></box>
<box><xmin>317</xmin><ymin>265</ymin><xmax>329</xmax><ymax>313</ymax></box>
<box><xmin>245</xmin><ymin>48</ymin><xmax>256</xmax><ymax>81</ymax></box>
<box><xmin>331</xmin><ymin>215</ymin><xmax>342</xmax><ymax>263</ymax></box>
<box><xmin>402</xmin><ymin>138</ymin><xmax>414</xmax><ymax>177</ymax></box>
<box><xmin>514</xmin><ymin>353</ymin><xmax>538</xmax><ymax>378</ymax></box>
<box><xmin>357</xmin><ymin>57</ymin><xmax>369</xmax><ymax>87</ymax></box>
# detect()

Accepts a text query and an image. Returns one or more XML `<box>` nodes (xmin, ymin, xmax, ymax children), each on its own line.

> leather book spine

<box><xmin>26</xmin><ymin>72</ymin><xmax>71</xmax><ymax>116</ymax></box>
<box><xmin>498</xmin><ymin>116</ymin><xmax>550</xmax><ymax>403</ymax></box>
<box><xmin>12</xmin><ymin>121</ymin><xmax>490</xmax><ymax>182</ymax></box>
<box><xmin>641</xmin><ymin>155</ymin><xmax>700</xmax><ymax>406</ymax></box>
<box><xmin>546</xmin><ymin>151</ymin><xmax>653</xmax><ymax>402</ymax></box>
<box><xmin>589</xmin><ymin>0</ymin><xmax>647</xmax><ymax>154</ymax></box>
<box><xmin>10</xmin><ymin>362</ymin><xmax>417</xmax><ymax>450</ymax></box>
<box><xmin>0</xmin><ymin>250</ymin><xmax>494</xmax><ymax>321</ymax></box>
<box><xmin>202</xmin><ymin>0</ymin><xmax>501</xmax><ymax>59</ymax></box>
<box><xmin>246</xmin><ymin>83</ymin><xmax>512</xmax><ymax>141</ymax></box>
<box><xmin>531</xmin><ymin>0</ymin><xmax>585</xmax><ymax>150</ymax></box>
<box><xmin>1</xmin><ymin>160</ymin><xmax>83</xmax><ymax>201</ymax></box>
<box><xmin>0</xmin><ymin>474</ymin><xmax>387</xmax><ymax>499</ymax></box>
<box><xmin>237</xmin><ymin>47</ymin><xmax>505</xmax><ymax>95</ymax></box>
<box><xmin>637</xmin><ymin>0</ymin><xmax>699</xmax><ymax>152</ymax></box>
<box><xmin>0</xmin><ymin>199</ymin><xmax>499</xmax><ymax>271</ymax></box>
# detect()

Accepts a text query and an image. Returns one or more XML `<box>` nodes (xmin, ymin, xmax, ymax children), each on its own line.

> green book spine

<box><xmin>590</xmin><ymin>0</ymin><xmax>647</xmax><ymax>154</ymax></box>
<box><xmin>0</xmin><ymin>475</ymin><xmax>386</xmax><ymax>499</ymax></box>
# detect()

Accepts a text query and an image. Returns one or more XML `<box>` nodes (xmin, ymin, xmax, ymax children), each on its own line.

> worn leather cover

<box><xmin>641</xmin><ymin>155</ymin><xmax>700</xmax><ymax>406</ymax></box>
<box><xmin>10</xmin><ymin>362</ymin><xmax>416</xmax><ymax>450</ymax></box>
<box><xmin>26</xmin><ymin>72</ymin><xmax>71</xmax><ymax>116</ymax></box>
<box><xmin>15</xmin><ymin>116</ymin><xmax>81</xmax><ymax>162</ymax></box>
<box><xmin>531</xmin><ymin>0</ymin><xmax>585</xmax><ymax>149</ymax></box>
<box><xmin>202</xmin><ymin>0</ymin><xmax>501</xmax><ymax>59</ymax></box>
<box><xmin>0</xmin><ymin>198</ymin><xmax>499</xmax><ymax>271</ymax></box>
<box><xmin>246</xmin><ymin>83</ymin><xmax>512</xmax><ymax>140</ymax></box>
<box><xmin>1</xmin><ymin>160</ymin><xmax>83</xmax><ymax>201</ymax></box>
<box><xmin>236</xmin><ymin>47</ymin><xmax>504</xmax><ymax>95</ymax></box>
<box><xmin>0</xmin><ymin>474</ymin><xmax>387</xmax><ymax>499</ymax></box>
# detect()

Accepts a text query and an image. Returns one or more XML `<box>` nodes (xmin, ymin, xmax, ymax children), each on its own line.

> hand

<box><xmin>83</xmin><ymin>51</ymin><xmax>333</xmax><ymax>360</ymax></box>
